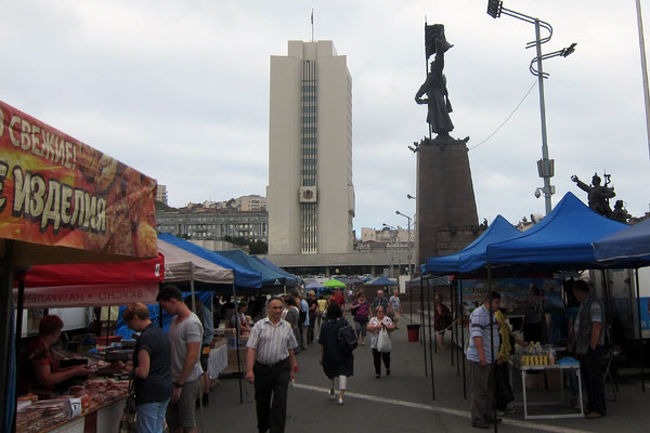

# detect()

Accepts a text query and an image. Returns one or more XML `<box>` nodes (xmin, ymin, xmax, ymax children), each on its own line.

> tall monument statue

<box><xmin>415</xmin><ymin>24</ymin><xmax>454</xmax><ymax>138</ymax></box>
<box><xmin>413</xmin><ymin>23</ymin><xmax>480</xmax><ymax>269</ymax></box>
<box><xmin>571</xmin><ymin>172</ymin><xmax>616</xmax><ymax>217</ymax></box>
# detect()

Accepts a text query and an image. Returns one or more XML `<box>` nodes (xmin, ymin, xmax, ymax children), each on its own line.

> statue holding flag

<box><xmin>415</xmin><ymin>24</ymin><xmax>454</xmax><ymax>138</ymax></box>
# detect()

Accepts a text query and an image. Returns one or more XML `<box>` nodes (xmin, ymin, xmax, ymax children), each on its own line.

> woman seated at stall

<box><xmin>18</xmin><ymin>315</ymin><xmax>90</xmax><ymax>398</ymax></box>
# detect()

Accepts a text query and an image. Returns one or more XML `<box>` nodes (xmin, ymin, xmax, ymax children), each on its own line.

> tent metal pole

<box><xmin>635</xmin><ymin>268</ymin><xmax>645</xmax><ymax>392</ymax></box>
<box><xmin>450</xmin><ymin>280</ymin><xmax>454</xmax><ymax>368</ymax></box>
<box><xmin>433</xmin><ymin>280</ymin><xmax>437</xmax><ymax>355</ymax></box>
<box><xmin>428</xmin><ymin>277</ymin><xmax>435</xmax><ymax>400</ymax></box>
<box><xmin>0</xmin><ymin>242</ymin><xmax>15</xmax><ymax>433</ymax></box>
<box><xmin>461</xmin><ymin>279</ymin><xmax>467</xmax><ymax>399</ymax></box>
<box><xmin>410</xmin><ymin>278</ymin><xmax>414</xmax><ymax>322</ymax></box>
<box><xmin>602</xmin><ymin>269</ymin><xmax>618</xmax><ymax>395</ymax></box>
<box><xmin>421</xmin><ymin>275</ymin><xmax>428</xmax><ymax>376</ymax></box>
<box><xmin>233</xmin><ymin>281</ymin><xmax>243</xmax><ymax>403</ymax></box>
<box><xmin>190</xmin><ymin>267</ymin><xmax>197</xmax><ymax>313</ymax></box>
<box><xmin>487</xmin><ymin>265</ymin><xmax>498</xmax><ymax>433</ymax></box>
<box><xmin>15</xmin><ymin>274</ymin><xmax>25</xmax><ymax>375</ymax></box>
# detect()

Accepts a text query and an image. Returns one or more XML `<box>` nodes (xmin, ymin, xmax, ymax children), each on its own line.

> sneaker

<box><xmin>328</xmin><ymin>389</ymin><xmax>336</xmax><ymax>400</ymax></box>
<box><xmin>585</xmin><ymin>411</ymin><xmax>604</xmax><ymax>419</ymax></box>
<box><xmin>337</xmin><ymin>397</ymin><xmax>344</xmax><ymax>405</ymax></box>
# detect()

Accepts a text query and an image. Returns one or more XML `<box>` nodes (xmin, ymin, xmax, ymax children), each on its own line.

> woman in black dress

<box><xmin>319</xmin><ymin>303</ymin><xmax>354</xmax><ymax>405</ymax></box>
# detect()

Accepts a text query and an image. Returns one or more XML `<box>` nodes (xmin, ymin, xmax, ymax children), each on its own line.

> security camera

<box><xmin>534</xmin><ymin>188</ymin><xmax>541</xmax><ymax>199</ymax></box>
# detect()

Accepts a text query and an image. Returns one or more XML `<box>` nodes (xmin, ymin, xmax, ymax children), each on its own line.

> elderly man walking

<box><xmin>467</xmin><ymin>292</ymin><xmax>501</xmax><ymax>429</ymax></box>
<box><xmin>246</xmin><ymin>297</ymin><xmax>298</xmax><ymax>433</ymax></box>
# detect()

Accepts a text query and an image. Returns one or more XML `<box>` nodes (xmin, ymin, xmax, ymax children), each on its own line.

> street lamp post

<box><xmin>487</xmin><ymin>0</ymin><xmax>576</xmax><ymax>215</ymax></box>
<box><xmin>396</xmin><ymin>211</ymin><xmax>413</xmax><ymax>278</ymax></box>
<box><xmin>382</xmin><ymin>223</ymin><xmax>396</xmax><ymax>278</ymax></box>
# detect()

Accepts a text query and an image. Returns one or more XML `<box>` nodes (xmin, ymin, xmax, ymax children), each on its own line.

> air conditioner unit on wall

<box><xmin>299</xmin><ymin>186</ymin><xmax>318</xmax><ymax>203</ymax></box>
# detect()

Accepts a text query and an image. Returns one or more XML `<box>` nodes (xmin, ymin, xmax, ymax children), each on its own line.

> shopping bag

<box><xmin>118</xmin><ymin>381</ymin><xmax>137</xmax><ymax>433</ymax></box>
<box><xmin>376</xmin><ymin>328</ymin><xmax>392</xmax><ymax>353</ymax></box>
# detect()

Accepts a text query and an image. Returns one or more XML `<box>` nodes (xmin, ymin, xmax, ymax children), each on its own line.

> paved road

<box><xmin>202</xmin><ymin>316</ymin><xmax>649</xmax><ymax>433</ymax></box>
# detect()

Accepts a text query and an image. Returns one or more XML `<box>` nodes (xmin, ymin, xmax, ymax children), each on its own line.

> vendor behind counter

<box><xmin>18</xmin><ymin>315</ymin><xmax>91</xmax><ymax>398</ymax></box>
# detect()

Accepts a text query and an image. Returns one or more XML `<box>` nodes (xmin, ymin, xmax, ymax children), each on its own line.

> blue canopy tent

<box><xmin>218</xmin><ymin>249</ymin><xmax>288</xmax><ymax>293</ymax></box>
<box><xmin>366</xmin><ymin>276</ymin><xmax>398</xmax><ymax>286</ymax></box>
<box><xmin>422</xmin><ymin>215</ymin><xmax>520</xmax><ymax>276</ymax></box>
<box><xmin>420</xmin><ymin>194</ymin><xmax>628</xmax><ymax>400</ymax></box>
<box><xmin>593</xmin><ymin>218</ymin><xmax>650</xmax><ymax>392</ymax></box>
<box><xmin>259</xmin><ymin>258</ymin><xmax>301</xmax><ymax>287</ymax></box>
<box><xmin>159</xmin><ymin>233</ymin><xmax>262</xmax><ymax>289</ymax></box>
<box><xmin>593</xmin><ymin>218</ymin><xmax>650</xmax><ymax>266</ymax></box>
<box><xmin>484</xmin><ymin>193</ymin><xmax>627</xmax><ymax>271</ymax></box>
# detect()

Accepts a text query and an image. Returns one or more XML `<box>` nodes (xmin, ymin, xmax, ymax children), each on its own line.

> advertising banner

<box><xmin>461</xmin><ymin>277</ymin><xmax>564</xmax><ymax>314</ymax></box>
<box><xmin>0</xmin><ymin>101</ymin><xmax>157</xmax><ymax>258</ymax></box>
<box><xmin>20</xmin><ymin>283</ymin><xmax>160</xmax><ymax>308</ymax></box>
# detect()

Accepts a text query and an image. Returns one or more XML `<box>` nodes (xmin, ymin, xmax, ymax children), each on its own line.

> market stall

<box><xmin>0</xmin><ymin>100</ymin><xmax>158</xmax><ymax>431</ymax></box>
<box><xmin>420</xmin><ymin>193</ymin><xmax>630</xmax><ymax>414</ymax></box>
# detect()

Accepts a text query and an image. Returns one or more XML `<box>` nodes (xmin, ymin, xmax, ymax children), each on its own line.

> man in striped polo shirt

<box><xmin>246</xmin><ymin>297</ymin><xmax>298</xmax><ymax>433</ymax></box>
<box><xmin>467</xmin><ymin>291</ymin><xmax>501</xmax><ymax>429</ymax></box>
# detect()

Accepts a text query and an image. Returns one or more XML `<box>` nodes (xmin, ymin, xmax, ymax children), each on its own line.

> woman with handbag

<box><xmin>122</xmin><ymin>303</ymin><xmax>172</xmax><ymax>433</ymax></box>
<box><xmin>367</xmin><ymin>306</ymin><xmax>395</xmax><ymax>379</ymax></box>
<box><xmin>319</xmin><ymin>303</ymin><xmax>354</xmax><ymax>405</ymax></box>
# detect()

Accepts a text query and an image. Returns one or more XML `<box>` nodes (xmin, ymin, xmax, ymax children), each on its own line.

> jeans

<box><xmin>136</xmin><ymin>399</ymin><xmax>169</xmax><ymax>433</ymax></box>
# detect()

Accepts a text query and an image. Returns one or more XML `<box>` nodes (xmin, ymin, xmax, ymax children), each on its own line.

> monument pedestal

<box><xmin>416</xmin><ymin>137</ymin><xmax>479</xmax><ymax>270</ymax></box>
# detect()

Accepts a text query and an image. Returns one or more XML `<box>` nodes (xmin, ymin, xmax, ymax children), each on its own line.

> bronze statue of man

<box><xmin>571</xmin><ymin>173</ymin><xmax>616</xmax><ymax>217</ymax></box>
<box><xmin>415</xmin><ymin>29</ymin><xmax>454</xmax><ymax>138</ymax></box>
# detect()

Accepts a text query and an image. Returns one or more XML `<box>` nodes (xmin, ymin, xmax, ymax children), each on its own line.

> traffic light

<box><xmin>487</xmin><ymin>0</ymin><xmax>502</xmax><ymax>18</ymax></box>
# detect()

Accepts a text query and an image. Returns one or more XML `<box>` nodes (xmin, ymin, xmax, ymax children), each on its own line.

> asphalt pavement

<box><xmin>202</xmin><ymin>314</ymin><xmax>649</xmax><ymax>433</ymax></box>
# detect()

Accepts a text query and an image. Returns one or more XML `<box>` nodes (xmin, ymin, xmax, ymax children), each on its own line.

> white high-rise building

<box><xmin>267</xmin><ymin>40</ymin><xmax>354</xmax><ymax>255</ymax></box>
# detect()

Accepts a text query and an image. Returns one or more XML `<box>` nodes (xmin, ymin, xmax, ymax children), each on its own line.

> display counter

<box><xmin>42</xmin><ymin>396</ymin><xmax>126</xmax><ymax>433</ymax></box>
<box><xmin>512</xmin><ymin>362</ymin><xmax>584</xmax><ymax>420</ymax></box>
<box><xmin>17</xmin><ymin>378</ymin><xmax>129</xmax><ymax>433</ymax></box>
<box><xmin>207</xmin><ymin>343</ymin><xmax>228</xmax><ymax>379</ymax></box>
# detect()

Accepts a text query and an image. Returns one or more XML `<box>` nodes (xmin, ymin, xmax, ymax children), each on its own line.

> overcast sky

<box><xmin>1</xmin><ymin>0</ymin><xmax>649</xmax><ymax>234</ymax></box>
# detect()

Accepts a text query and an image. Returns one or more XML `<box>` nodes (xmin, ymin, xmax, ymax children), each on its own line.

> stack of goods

<box><xmin>15</xmin><ymin>379</ymin><xmax>129</xmax><ymax>432</ymax></box>
<box><xmin>516</xmin><ymin>342</ymin><xmax>556</xmax><ymax>367</ymax></box>
<box><xmin>75</xmin><ymin>378</ymin><xmax>129</xmax><ymax>411</ymax></box>
<box><xmin>16</xmin><ymin>399</ymin><xmax>68</xmax><ymax>432</ymax></box>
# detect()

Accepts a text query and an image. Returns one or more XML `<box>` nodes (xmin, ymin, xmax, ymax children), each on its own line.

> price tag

<box><xmin>66</xmin><ymin>398</ymin><xmax>82</xmax><ymax>418</ymax></box>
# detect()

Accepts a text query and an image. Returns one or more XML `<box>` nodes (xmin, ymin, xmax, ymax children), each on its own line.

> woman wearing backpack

<box><xmin>351</xmin><ymin>293</ymin><xmax>370</xmax><ymax>345</ymax></box>
<box><xmin>319</xmin><ymin>303</ymin><xmax>354</xmax><ymax>405</ymax></box>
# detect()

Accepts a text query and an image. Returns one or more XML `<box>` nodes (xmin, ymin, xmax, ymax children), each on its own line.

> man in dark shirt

<box><xmin>123</xmin><ymin>303</ymin><xmax>172</xmax><ymax>433</ymax></box>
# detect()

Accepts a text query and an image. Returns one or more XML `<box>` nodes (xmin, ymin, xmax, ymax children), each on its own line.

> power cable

<box><xmin>468</xmin><ymin>80</ymin><xmax>537</xmax><ymax>151</ymax></box>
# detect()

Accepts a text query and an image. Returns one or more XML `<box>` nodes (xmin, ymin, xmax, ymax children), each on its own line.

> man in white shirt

<box><xmin>246</xmin><ymin>297</ymin><xmax>298</xmax><ymax>433</ymax></box>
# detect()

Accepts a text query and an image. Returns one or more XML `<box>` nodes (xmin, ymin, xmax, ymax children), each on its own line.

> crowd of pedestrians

<box><xmin>116</xmin><ymin>274</ymin><xmax>611</xmax><ymax>433</ymax></box>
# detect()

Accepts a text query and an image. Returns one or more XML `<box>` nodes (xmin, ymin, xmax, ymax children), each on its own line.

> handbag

<box><xmin>118</xmin><ymin>380</ymin><xmax>137</xmax><ymax>433</ymax></box>
<box><xmin>376</xmin><ymin>328</ymin><xmax>392</xmax><ymax>353</ymax></box>
<box><xmin>338</xmin><ymin>321</ymin><xmax>358</xmax><ymax>353</ymax></box>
